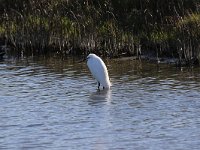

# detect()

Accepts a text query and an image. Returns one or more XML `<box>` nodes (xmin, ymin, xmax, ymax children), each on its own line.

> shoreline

<box><xmin>0</xmin><ymin>42</ymin><xmax>197</xmax><ymax>67</ymax></box>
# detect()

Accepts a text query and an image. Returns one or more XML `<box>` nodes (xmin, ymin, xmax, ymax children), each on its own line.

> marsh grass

<box><xmin>0</xmin><ymin>0</ymin><xmax>200</xmax><ymax>65</ymax></box>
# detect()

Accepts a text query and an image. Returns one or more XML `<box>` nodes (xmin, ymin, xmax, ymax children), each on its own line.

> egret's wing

<box><xmin>87</xmin><ymin>59</ymin><xmax>104</xmax><ymax>82</ymax></box>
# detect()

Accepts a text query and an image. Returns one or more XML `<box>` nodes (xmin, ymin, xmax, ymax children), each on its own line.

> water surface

<box><xmin>0</xmin><ymin>56</ymin><xmax>200</xmax><ymax>150</ymax></box>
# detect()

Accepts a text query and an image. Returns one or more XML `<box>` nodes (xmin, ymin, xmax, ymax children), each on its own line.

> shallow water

<box><xmin>0</xmin><ymin>56</ymin><xmax>200</xmax><ymax>150</ymax></box>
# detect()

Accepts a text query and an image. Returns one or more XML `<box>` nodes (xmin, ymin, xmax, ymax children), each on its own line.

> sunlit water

<box><xmin>0</xmin><ymin>56</ymin><xmax>200</xmax><ymax>150</ymax></box>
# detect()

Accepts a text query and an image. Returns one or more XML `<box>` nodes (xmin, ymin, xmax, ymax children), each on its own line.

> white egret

<box><xmin>87</xmin><ymin>54</ymin><xmax>111</xmax><ymax>89</ymax></box>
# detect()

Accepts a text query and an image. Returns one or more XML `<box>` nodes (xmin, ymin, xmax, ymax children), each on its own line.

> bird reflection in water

<box><xmin>89</xmin><ymin>89</ymin><xmax>112</xmax><ymax>105</ymax></box>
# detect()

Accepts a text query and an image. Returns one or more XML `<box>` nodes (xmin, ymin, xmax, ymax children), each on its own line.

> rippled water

<box><xmin>0</xmin><ymin>56</ymin><xmax>200</xmax><ymax>150</ymax></box>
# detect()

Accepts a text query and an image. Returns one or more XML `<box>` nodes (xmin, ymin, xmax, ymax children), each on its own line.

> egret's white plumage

<box><xmin>87</xmin><ymin>54</ymin><xmax>111</xmax><ymax>89</ymax></box>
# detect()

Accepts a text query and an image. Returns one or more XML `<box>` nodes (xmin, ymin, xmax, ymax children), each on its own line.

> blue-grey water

<box><xmin>0</xmin><ymin>56</ymin><xmax>200</xmax><ymax>150</ymax></box>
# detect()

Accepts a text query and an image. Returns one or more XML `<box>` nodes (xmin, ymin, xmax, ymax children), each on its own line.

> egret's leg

<box><xmin>98</xmin><ymin>82</ymin><xmax>100</xmax><ymax>89</ymax></box>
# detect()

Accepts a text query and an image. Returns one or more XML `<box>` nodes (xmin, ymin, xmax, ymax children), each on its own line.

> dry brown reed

<box><xmin>0</xmin><ymin>0</ymin><xmax>199</xmax><ymax>65</ymax></box>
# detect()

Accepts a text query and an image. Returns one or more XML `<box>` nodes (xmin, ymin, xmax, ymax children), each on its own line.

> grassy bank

<box><xmin>0</xmin><ymin>0</ymin><xmax>200</xmax><ymax>65</ymax></box>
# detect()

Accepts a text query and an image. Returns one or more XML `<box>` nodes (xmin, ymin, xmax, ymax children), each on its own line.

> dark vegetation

<box><xmin>0</xmin><ymin>0</ymin><xmax>200</xmax><ymax>65</ymax></box>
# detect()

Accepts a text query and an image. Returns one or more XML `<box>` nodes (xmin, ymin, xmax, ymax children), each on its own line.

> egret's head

<box><xmin>87</xmin><ymin>54</ymin><xmax>96</xmax><ymax>61</ymax></box>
